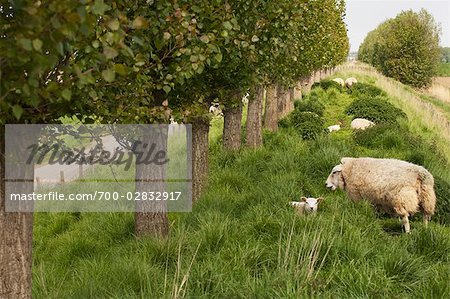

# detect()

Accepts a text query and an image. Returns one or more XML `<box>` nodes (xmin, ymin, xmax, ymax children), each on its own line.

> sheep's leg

<box><xmin>401</xmin><ymin>215</ymin><xmax>410</xmax><ymax>234</ymax></box>
<box><xmin>423</xmin><ymin>214</ymin><xmax>429</xmax><ymax>227</ymax></box>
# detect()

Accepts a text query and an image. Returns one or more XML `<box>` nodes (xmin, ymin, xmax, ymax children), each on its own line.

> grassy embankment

<box><xmin>32</xmin><ymin>69</ymin><xmax>450</xmax><ymax>298</ymax></box>
<box><xmin>437</xmin><ymin>62</ymin><xmax>450</xmax><ymax>77</ymax></box>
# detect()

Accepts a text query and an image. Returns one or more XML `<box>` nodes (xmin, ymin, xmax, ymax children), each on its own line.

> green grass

<box><xmin>32</xmin><ymin>81</ymin><xmax>450</xmax><ymax>298</ymax></box>
<box><xmin>437</xmin><ymin>63</ymin><xmax>450</xmax><ymax>77</ymax></box>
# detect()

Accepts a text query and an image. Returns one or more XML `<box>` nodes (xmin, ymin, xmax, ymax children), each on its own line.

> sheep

<box><xmin>209</xmin><ymin>103</ymin><xmax>223</xmax><ymax>117</ymax></box>
<box><xmin>332</xmin><ymin>78</ymin><xmax>345</xmax><ymax>87</ymax></box>
<box><xmin>325</xmin><ymin>157</ymin><xmax>436</xmax><ymax>233</ymax></box>
<box><xmin>345</xmin><ymin>77</ymin><xmax>358</xmax><ymax>88</ymax></box>
<box><xmin>327</xmin><ymin>124</ymin><xmax>341</xmax><ymax>132</ymax></box>
<box><xmin>351</xmin><ymin>118</ymin><xmax>374</xmax><ymax>130</ymax></box>
<box><xmin>290</xmin><ymin>197</ymin><xmax>324</xmax><ymax>215</ymax></box>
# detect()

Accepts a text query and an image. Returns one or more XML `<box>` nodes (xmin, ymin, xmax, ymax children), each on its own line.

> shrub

<box><xmin>277</xmin><ymin>116</ymin><xmax>291</xmax><ymax>129</ymax></box>
<box><xmin>347</xmin><ymin>82</ymin><xmax>386</xmax><ymax>98</ymax></box>
<box><xmin>345</xmin><ymin>96</ymin><xmax>407</xmax><ymax>124</ymax></box>
<box><xmin>353</xmin><ymin>123</ymin><xmax>416</xmax><ymax>150</ymax></box>
<box><xmin>312</xmin><ymin>80</ymin><xmax>343</xmax><ymax>92</ymax></box>
<box><xmin>290</xmin><ymin>111</ymin><xmax>324</xmax><ymax>140</ymax></box>
<box><xmin>294</xmin><ymin>98</ymin><xmax>325</xmax><ymax>117</ymax></box>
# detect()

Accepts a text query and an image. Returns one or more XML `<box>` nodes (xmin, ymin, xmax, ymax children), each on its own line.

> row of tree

<box><xmin>0</xmin><ymin>0</ymin><xmax>348</xmax><ymax>297</ymax></box>
<box><xmin>358</xmin><ymin>9</ymin><xmax>441</xmax><ymax>88</ymax></box>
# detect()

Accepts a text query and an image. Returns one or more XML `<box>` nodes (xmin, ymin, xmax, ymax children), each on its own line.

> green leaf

<box><xmin>163</xmin><ymin>85</ymin><xmax>171</xmax><ymax>94</ymax></box>
<box><xmin>92</xmin><ymin>0</ymin><xmax>110</xmax><ymax>15</ymax></box>
<box><xmin>61</xmin><ymin>89</ymin><xmax>72</xmax><ymax>100</ymax></box>
<box><xmin>107</xmin><ymin>19</ymin><xmax>120</xmax><ymax>31</ymax></box>
<box><xmin>223</xmin><ymin>21</ymin><xmax>233</xmax><ymax>30</ymax></box>
<box><xmin>32</xmin><ymin>38</ymin><xmax>43</xmax><ymax>51</ymax></box>
<box><xmin>12</xmin><ymin>105</ymin><xmax>23</xmax><ymax>120</ymax></box>
<box><xmin>114</xmin><ymin>64</ymin><xmax>127</xmax><ymax>76</ymax></box>
<box><xmin>18</xmin><ymin>38</ymin><xmax>32</xmax><ymax>51</ymax></box>
<box><xmin>214</xmin><ymin>53</ymin><xmax>223</xmax><ymax>63</ymax></box>
<box><xmin>102</xmin><ymin>69</ymin><xmax>115</xmax><ymax>82</ymax></box>
<box><xmin>103</xmin><ymin>46</ymin><xmax>118</xmax><ymax>60</ymax></box>
<box><xmin>200</xmin><ymin>35</ymin><xmax>209</xmax><ymax>43</ymax></box>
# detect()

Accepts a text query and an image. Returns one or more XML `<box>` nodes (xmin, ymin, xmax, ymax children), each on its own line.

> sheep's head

<box><xmin>326</xmin><ymin>164</ymin><xmax>344</xmax><ymax>191</ymax></box>
<box><xmin>301</xmin><ymin>196</ymin><xmax>324</xmax><ymax>212</ymax></box>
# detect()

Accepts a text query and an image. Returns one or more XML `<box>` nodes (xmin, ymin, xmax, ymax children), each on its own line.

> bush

<box><xmin>347</xmin><ymin>82</ymin><xmax>386</xmax><ymax>98</ymax></box>
<box><xmin>290</xmin><ymin>111</ymin><xmax>324</xmax><ymax>140</ymax></box>
<box><xmin>294</xmin><ymin>98</ymin><xmax>325</xmax><ymax>117</ymax></box>
<box><xmin>345</xmin><ymin>96</ymin><xmax>407</xmax><ymax>124</ymax></box>
<box><xmin>312</xmin><ymin>80</ymin><xmax>343</xmax><ymax>92</ymax></box>
<box><xmin>353</xmin><ymin>124</ymin><xmax>410</xmax><ymax>149</ymax></box>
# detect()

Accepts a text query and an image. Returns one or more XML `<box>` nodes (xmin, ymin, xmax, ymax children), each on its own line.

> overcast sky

<box><xmin>345</xmin><ymin>0</ymin><xmax>450</xmax><ymax>52</ymax></box>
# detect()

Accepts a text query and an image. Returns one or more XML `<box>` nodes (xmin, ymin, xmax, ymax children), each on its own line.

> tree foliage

<box><xmin>358</xmin><ymin>9</ymin><xmax>441</xmax><ymax>88</ymax></box>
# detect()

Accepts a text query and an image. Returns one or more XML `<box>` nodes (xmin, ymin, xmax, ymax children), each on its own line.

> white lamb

<box><xmin>345</xmin><ymin>77</ymin><xmax>358</xmax><ymax>88</ymax></box>
<box><xmin>332</xmin><ymin>78</ymin><xmax>345</xmax><ymax>87</ymax></box>
<box><xmin>290</xmin><ymin>197</ymin><xmax>324</xmax><ymax>215</ymax></box>
<box><xmin>326</xmin><ymin>157</ymin><xmax>436</xmax><ymax>233</ymax></box>
<box><xmin>327</xmin><ymin>125</ymin><xmax>341</xmax><ymax>132</ymax></box>
<box><xmin>351</xmin><ymin>118</ymin><xmax>374</xmax><ymax>130</ymax></box>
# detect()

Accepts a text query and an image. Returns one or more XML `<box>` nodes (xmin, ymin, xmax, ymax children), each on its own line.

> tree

<box><xmin>0</xmin><ymin>1</ymin><xmax>129</xmax><ymax>297</ymax></box>
<box><xmin>358</xmin><ymin>9</ymin><xmax>441</xmax><ymax>88</ymax></box>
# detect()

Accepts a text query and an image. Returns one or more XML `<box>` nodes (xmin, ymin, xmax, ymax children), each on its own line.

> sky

<box><xmin>345</xmin><ymin>0</ymin><xmax>450</xmax><ymax>52</ymax></box>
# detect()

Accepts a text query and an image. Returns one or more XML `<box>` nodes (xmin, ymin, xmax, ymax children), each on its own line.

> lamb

<box><xmin>327</xmin><ymin>124</ymin><xmax>341</xmax><ymax>132</ymax></box>
<box><xmin>290</xmin><ymin>197</ymin><xmax>324</xmax><ymax>215</ymax></box>
<box><xmin>345</xmin><ymin>77</ymin><xmax>358</xmax><ymax>88</ymax></box>
<box><xmin>351</xmin><ymin>118</ymin><xmax>374</xmax><ymax>130</ymax></box>
<box><xmin>332</xmin><ymin>78</ymin><xmax>345</xmax><ymax>87</ymax></box>
<box><xmin>325</xmin><ymin>157</ymin><xmax>436</xmax><ymax>233</ymax></box>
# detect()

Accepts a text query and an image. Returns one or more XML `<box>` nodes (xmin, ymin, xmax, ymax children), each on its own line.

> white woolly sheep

<box><xmin>325</xmin><ymin>157</ymin><xmax>436</xmax><ymax>233</ymax></box>
<box><xmin>351</xmin><ymin>118</ymin><xmax>374</xmax><ymax>130</ymax></box>
<box><xmin>332</xmin><ymin>78</ymin><xmax>345</xmax><ymax>87</ymax></box>
<box><xmin>345</xmin><ymin>77</ymin><xmax>358</xmax><ymax>88</ymax></box>
<box><xmin>290</xmin><ymin>197</ymin><xmax>324</xmax><ymax>215</ymax></box>
<box><xmin>327</xmin><ymin>125</ymin><xmax>341</xmax><ymax>132</ymax></box>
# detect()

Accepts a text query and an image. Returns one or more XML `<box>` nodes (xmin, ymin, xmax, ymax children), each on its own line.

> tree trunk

<box><xmin>135</xmin><ymin>125</ymin><xmax>169</xmax><ymax>238</ymax></box>
<box><xmin>287</xmin><ymin>87</ymin><xmax>295</xmax><ymax>114</ymax></box>
<box><xmin>246</xmin><ymin>85</ymin><xmax>264</xmax><ymax>148</ymax></box>
<box><xmin>263</xmin><ymin>84</ymin><xmax>278</xmax><ymax>132</ymax></box>
<box><xmin>0</xmin><ymin>126</ymin><xmax>34</xmax><ymax>299</ymax></box>
<box><xmin>192</xmin><ymin>118</ymin><xmax>209</xmax><ymax>202</ymax></box>
<box><xmin>277</xmin><ymin>84</ymin><xmax>290</xmax><ymax>119</ymax></box>
<box><xmin>293</xmin><ymin>83</ymin><xmax>302</xmax><ymax>101</ymax></box>
<box><xmin>223</xmin><ymin>99</ymin><xmax>242</xmax><ymax>151</ymax></box>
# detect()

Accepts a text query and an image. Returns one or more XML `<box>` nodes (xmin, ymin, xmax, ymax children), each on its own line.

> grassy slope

<box><xmin>33</xmin><ymin>76</ymin><xmax>450</xmax><ymax>298</ymax></box>
<box><xmin>437</xmin><ymin>63</ymin><xmax>450</xmax><ymax>77</ymax></box>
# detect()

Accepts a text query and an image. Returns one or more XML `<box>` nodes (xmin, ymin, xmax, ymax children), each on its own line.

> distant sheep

<box><xmin>290</xmin><ymin>197</ymin><xmax>324</xmax><ymax>215</ymax></box>
<box><xmin>351</xmin><ymin>118</ymin><xmax>374</xmax><ymax>130</ymax></box>
<box><xmin>327</xmin><ymin>124</ymin><xmax>341</xmax><ymax>132</ymax></box>
<box><xmin>326</xmin><ymin>157</ymin><xmax>436</xmax><ymax>233</ymax></box>
<box><xmin>332</xmin><ymin>78</ymin><xmax>345</xmax><ymax>87</ymax></box>
<box><xmin>209</xmin><ymin>103</ymin><xmax>223</xmax><ymax>117</ymax></box>
<box><xmin>345</xmin><ymin>77</ymin><xmax>358</xmax><ymax>88</ymax></box>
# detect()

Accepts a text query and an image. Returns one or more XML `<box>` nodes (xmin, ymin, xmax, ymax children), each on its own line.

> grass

<box><xmin>437</xmin><ymin>62</ymin><xmax>450</xmax><ymax>77</ymax></box>
<box><xmin>32</xmin><ymin>73</ymin><xmax>450</xmax><ymax>298</ymax></box>
<box><xmin>336</xmin><ymin>63</ymin><xmax>450</xmax><ymax>166</ymax></box>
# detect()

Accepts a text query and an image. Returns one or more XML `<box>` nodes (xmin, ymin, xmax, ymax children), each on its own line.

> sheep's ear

<box><xmin>301</xmin><ymin>197</ymin><xmax>307</xmax><ymax>202</ymax></box>
<box><xmin>317</xmin><ymin>197</ymin><xmax>324</xmax><ymax>203</ymax></box>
